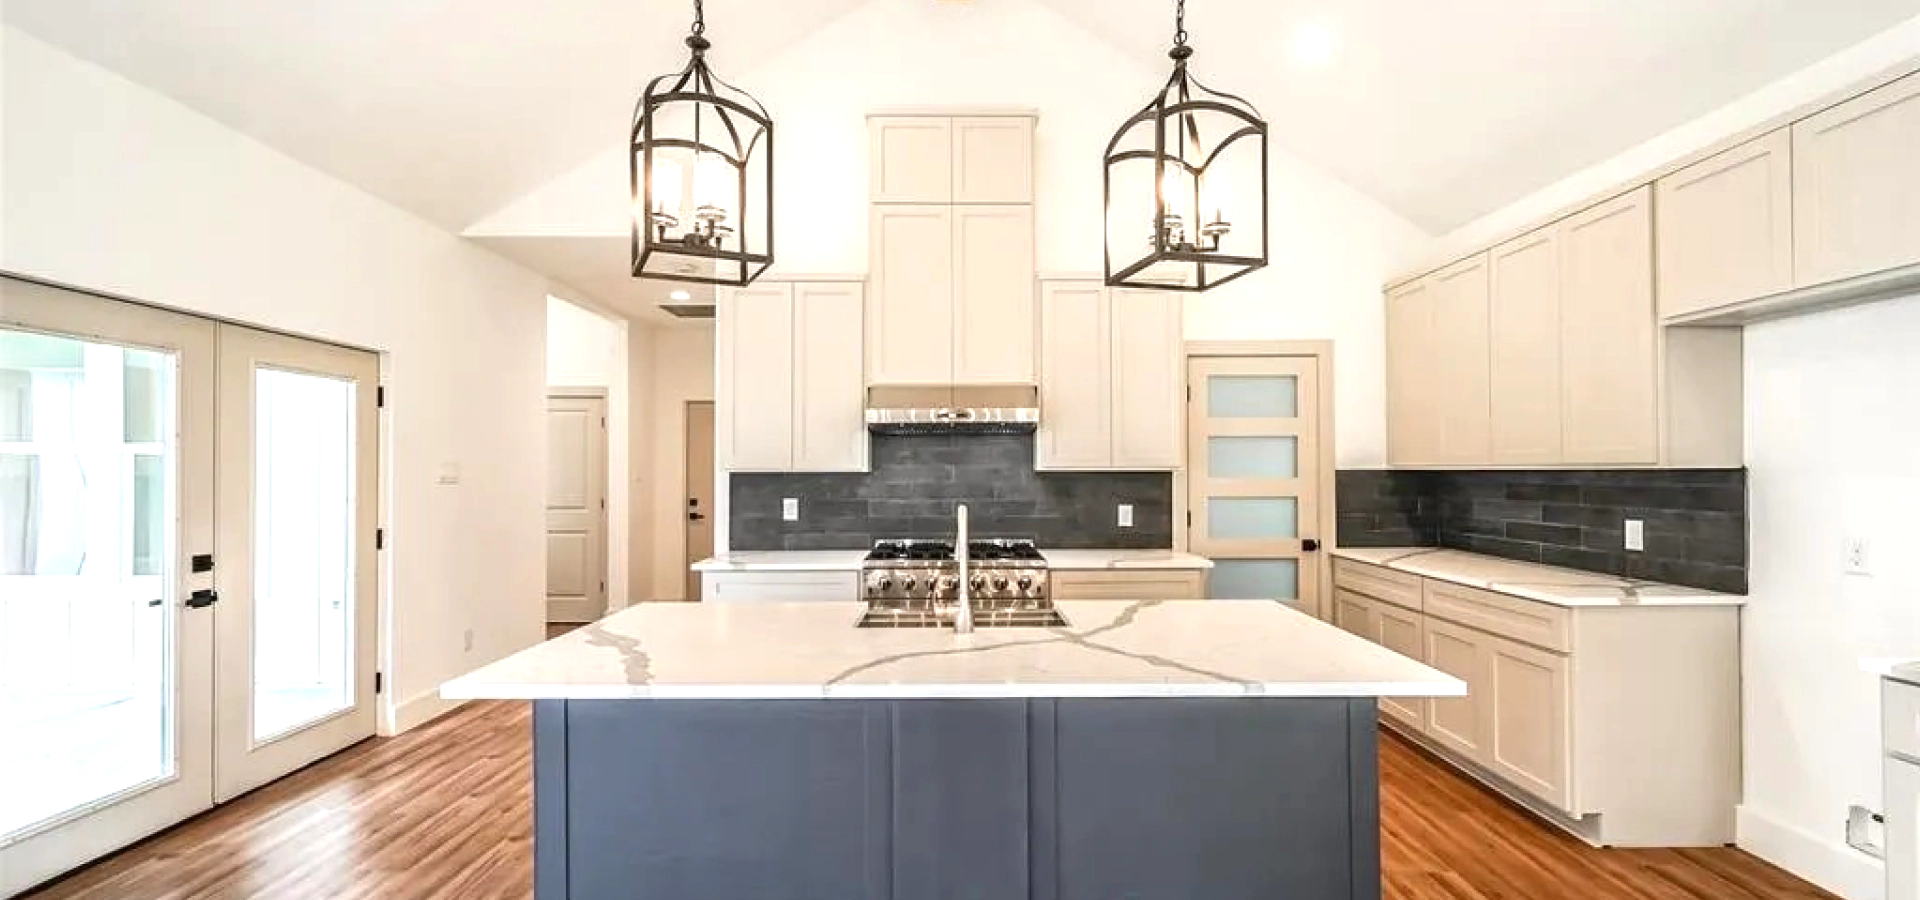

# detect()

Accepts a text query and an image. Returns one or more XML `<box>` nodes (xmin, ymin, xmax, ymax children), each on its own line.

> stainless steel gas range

<box><xmin>857</xmin><ymin>537</ymin><xmax>1064</xmax><ymax>627</ymax></box>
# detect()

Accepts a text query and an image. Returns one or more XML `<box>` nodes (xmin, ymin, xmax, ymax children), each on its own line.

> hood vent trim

<box><xmin>866</xmin><ymin>384</ymin><xmax>1039</xmax><ymax>435</ymax></box>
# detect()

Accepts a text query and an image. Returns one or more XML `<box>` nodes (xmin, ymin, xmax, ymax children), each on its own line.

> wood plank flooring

<box><xmin>23</xmin><ymin>702</ymin><xmax>1837</xmax><ymax>900</ymax></box>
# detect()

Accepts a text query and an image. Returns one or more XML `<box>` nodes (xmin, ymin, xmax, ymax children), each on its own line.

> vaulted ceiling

<box><xmin>8</xmin><ymin>0</ymin><xmax>1918</xmax><ymax>238</ymax></box>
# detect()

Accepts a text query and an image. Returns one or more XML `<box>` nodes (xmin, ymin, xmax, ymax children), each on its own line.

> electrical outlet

<box><xmin>782</xmin><ymin>497</ymin><xmax>800</xmax><ymax>522</ymax></box>
<box><xmin>1845</xmin><ymin>536</ymin><xmax>1872</xmax><ymax>575</ymax></box>
<box><xmin>1846</xmin><ymin>805</ymin><xmax>1885</xmax><ymax>859</ymax></box>
<box><xmin>1118</xmin><ymin>504</ymin><xmax>1134</xmax><ymax>528</ymax></box>
<box><xmin>463</xmin><ymin>628</ymin><xmax>475</xmax><ymax>653</ymax></box>
<box><xmin>1623</xmin><ymin>519</ymin><xmax>1644</xmax><ymax>552</ymax></box>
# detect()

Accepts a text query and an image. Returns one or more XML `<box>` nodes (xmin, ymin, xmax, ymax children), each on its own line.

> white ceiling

<box><xmin>9</xmin><ymin>0</ymin><xmax>1919</xmax><ymax>295</ymax></box>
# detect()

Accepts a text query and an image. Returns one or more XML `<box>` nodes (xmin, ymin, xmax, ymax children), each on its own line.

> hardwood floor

<box><xmin>23</xmin><ymin>702</ymin><xmax>1837</xmax><ymax>900</ymax></box>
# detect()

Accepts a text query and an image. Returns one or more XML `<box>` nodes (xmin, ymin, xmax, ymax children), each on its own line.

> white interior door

<box><xmin>546</xmin><ymin>393</ymin><xmax>607</xmax><ymax>623</ymax></box>
<box><xmin>0</xmin><ymin>278</ymin><xmax>216</xmax><ymax>896</ymax></box>
<box><xmin>212</xmin><ymin>325</ymin><xmax>378</xmax><ymax>802</ymax></box>
<box><xmin>1186</xmin><ymin>356</ymin><xmax>1324</xmax><ymax>614</ymax></box>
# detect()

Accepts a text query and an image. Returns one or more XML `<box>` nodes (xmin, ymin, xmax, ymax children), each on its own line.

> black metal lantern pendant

<box><xmin>631</xmin><ymin>0</ymin><xmax>773</xmax><ymax>286</ymax></box>
<box><xmin>1104</xmin><ymin>0</ymin><xmax>1268</xmax><ymax>292</ymax></box>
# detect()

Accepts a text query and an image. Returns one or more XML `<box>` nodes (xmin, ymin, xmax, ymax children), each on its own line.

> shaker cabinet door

<box><xmin>1793</xmin><ymin>71</ymin><xmax>1920</xmax><ymax>285</ymax></box>
<box><xmin>792</xmin><ymin>282</ymin><xmax>869</xmax><ymax>473</ymax></box>
<box><xmin>869</xmin><ymin>205</ymin><xmax>955</xmax><ymax>384</ymax></box>
<box><xmin>1037</xmin><ymin>281</ymin><xmax>1111</xmax><ymax>469</ymax></box>
<box><xmin>952</xmin><ymin>204</ymin><xmax>1036</xmax><ymax>384</ymax></box>
<box><xmin>1488</xmin><ymin>228</ymin><xmax>1563</xmax><ymax>464</ymax></box>
<box><xmin>869</xmin><ymin>116</ymin><xmax>953</xmax><ymax>203</ymax></box>
<box><xmin>1655</xmin><ymin>128</ymin><xmax>1794</xmax><ymax>318</ymax></box>
<box><xmin>1559</xmin><ymin>187</ymin><xmax>1657</xmax><ymax>464</ymax></box>
<box><xmin>1109</xmin><ymin>289</ymin><xmax>1183</xmax><ymax>469</ymax></box>
<box><xmin>1485</xmin><ymin>636</ymin><xmax>1573</xmax><ymax>812</ymax></box>
<box><xmin>717</xmin><ymin>283</ymin><xmax>795</xmax><ymax>471</ymax></box>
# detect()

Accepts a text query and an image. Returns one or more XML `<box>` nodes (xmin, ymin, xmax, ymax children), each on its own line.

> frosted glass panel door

<box><xmin>214</xmin><ymin>325</ymin><xmax>378</xmax><ymax>802</ymax></box>
<box><xmin>0</xmin><ymin>279</ymin><xmax>216</xmax><ymax>897</ymax></box>
<box><xmin>1187</xmin><ymin>356</ymin><xmax>1321</xmax><ymax>614</ymax></box>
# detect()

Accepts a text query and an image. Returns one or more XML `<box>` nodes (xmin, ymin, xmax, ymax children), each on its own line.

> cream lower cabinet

<box><xmin>1332</xmin><ymin>557</ymin><xmax>1738</xmax><ymax>846</ymax></box>
<box><xmin>718</xmin><ymin>280</ymin><xmax>868</xmax><ymax>473</ymax></box>
<box><xmin>1036</xmin><ymin>281</ymin><xmax>1182</xmax><ymax>470</ymax></box>
<box><xmin>702</xmin><ymin>570</ymin><xmax>861</xmax><ymax>602</ymax></box>
<box><xmin>1050</xmin><ymin>570</ymin><xmax>1206</xmax><ymax>601</ymax></box>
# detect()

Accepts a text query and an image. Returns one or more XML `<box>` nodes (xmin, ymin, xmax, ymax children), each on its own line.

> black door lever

<box><xmin>185</xmin><ymin>589</ymin><xmax>219</xmax><ymax>609</ymax></box>
<box><xmin>1301</xmin><ymin>538</ymin><xmax>1322</xmax><ymax>552</ymax></box>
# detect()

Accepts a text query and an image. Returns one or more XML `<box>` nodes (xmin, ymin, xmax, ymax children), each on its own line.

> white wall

<box><xmin>470</xmin><ymin>0</ymin><xmax>1431</xmax><ymax>467</ymax></box>
<box><xmin>545</xmin><ymin>295</ymin><xmax>631</xmax><ymax>611</ymax></box>
<box><xmin>640</xmin><ymin>324</ymin><xmax>714</xmax><ymax>600</ymax></box>
<box><xmin>2</xmin><ymin>28</ymin><xmax>550</xmax><ymax>733</ymax></box>
<box><xmin>1742</xmin><ymin>296</ymin><xmax>1920</xmax><ymax>900</ymax></box>
<box><xmin>1431</xmin><ymin>20</ymin><xmax>1920</xmax><ymax>900</ymax></box>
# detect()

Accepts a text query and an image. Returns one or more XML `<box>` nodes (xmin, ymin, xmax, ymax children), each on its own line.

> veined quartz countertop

<box><xmin>1863</xmin><ymin>658</ymin><xmax>1920</xmax><ymax>687</ymax></box>
<box><xmin>1330</xmin><ymin>547</ymin><xmax>1745</xmax><ymax>607</ymax></box>
<box><xmin>441</xmin><ymin>600</ymin><xmax>1462</xmax><ymax>701</ymax></box>
<box><xmin>692</xmin><ymin>549</ymin><xmax>1213</xmax><ymax>573</ymax></box>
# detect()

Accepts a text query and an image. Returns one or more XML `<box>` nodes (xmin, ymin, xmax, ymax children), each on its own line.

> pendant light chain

<box><xmin>691</xmin><ymin>0</ymin><xmax>706</xmax><ymax>35</ymax></box>
<box><xmin>1173</xmin><ymin>0</ymin><xmax>1187</xmax><ymax>48</ymax></box>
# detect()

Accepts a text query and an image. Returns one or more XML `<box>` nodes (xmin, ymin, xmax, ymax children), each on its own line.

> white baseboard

<box><xmin>1737</xmin><ymin>804</ymin><xmax>1884</xmax><ymax>900</ymax></box>
<box><xmin>383</xmin><ymin>689</ymin><xmax>468</xmax><ymax>736</ymax></box>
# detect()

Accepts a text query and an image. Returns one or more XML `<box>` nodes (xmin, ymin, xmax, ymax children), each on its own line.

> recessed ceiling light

<box><xmin>669</xmin><ymin>290</ymin><xmax>692</xmax><ymax>302</ymax></box>
<box><xmin>1288</xmin><ymin>21</ymin><xmax>1338</xmax><ymax>69</ymax></box>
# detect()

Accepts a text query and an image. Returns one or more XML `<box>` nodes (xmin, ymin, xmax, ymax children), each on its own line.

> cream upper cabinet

<box><xmin>869</xmin><ymin>117</ymin><xmax>954</xmax><ymax>203</ymax></box>
<box><xmin>1108</xmin><ymin>289</ymin><xmax>1184</xmax><ymax>469</ymax></box>
<box><xmin>1559</xmin><ymin>188</ymin><xmax>1657</xmax><ymax>464</ymax></box>
<box><xmin>1430</xmin><ymin>255</ymin><xmax>1492</xmax><ymax>464</ymax></box>
<box><xmin>1036</xmin><ymin>281</ymin><xmax>1183</xmax><ymax>471</ymax></box>
<box><xmin>951</xmin><ymin>117</ymin><xmax>1035</xmax><ymax>204</ymax></box>
<box><xmin>1385</xmin><ymin>278</ymin><xmax>1438</xmax><ymax>465</ymax></box>
<box><xmin>952</xmin><ymin>205</ymin><xmax>1036</xmax><ymax>383</ymax></box>
<box><xmin>870</xmin><ymin>114</ymin><xmax>1036</xmax><ymax>205</ymax></box>
<box><xmin>1488</xmin><ymin>228</ymin><xmax>1563</xmax><ymax>464</ymax></box>
<box><xmin>1655</xmin><ymin>128</ymin><xmax>1794</xmax><ymax>319</ymax></box>
<box><xmin>791</xmin><ymin>282</ymin><xmax>869</xmax><ymax>472</ymax></box>
<box><xmin>718</xmin><ymin>280</ymin><xmax>867</xmax><ymax>473</ymax></box>
<box><xmin>1793</xmin><ymin>71</ymin><xmax>1920</xmax><ymax>285</ymax></box>
<box><xmin>868</xmin><ymin>205</ymin><xmax>954</xmax><ymax>384</ymax></box>
<box><xmin>1037</xmin><ymin>281</ymin><xmax>1110</xmax><ymax>469</ymax></box>
<box><xmin>716</xmin><ymin>283</ymin><xmax>795</xmax><ymax>471</ymax></box>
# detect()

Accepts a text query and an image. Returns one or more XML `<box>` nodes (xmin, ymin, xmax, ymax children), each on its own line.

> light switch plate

<box><xmin>1623</xmin><ymin>519</ymin><xmax>1644</xmax><ymax>552</ymax></box>
<box><xmin>1118</xmin><ymin>504</ymin><xmax>1134</xmax><ymax>528</ymax></box>
<box><xmin>436</xmin><ymin>463</ymin><xmax>461</xmax><ymax>485</ymax></box>
<box><xmin>782</xmin><ymin>498</ymin><xmax>800</xmax><ymax>522</ymax></box>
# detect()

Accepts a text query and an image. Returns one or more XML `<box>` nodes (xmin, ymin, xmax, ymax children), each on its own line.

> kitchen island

<box><xmin>443</xmin><ymin>600</ymin><xmax>1461</xmax><ymax>900</ymax></box>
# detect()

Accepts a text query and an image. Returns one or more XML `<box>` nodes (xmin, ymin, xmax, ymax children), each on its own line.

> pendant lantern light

<box><xmin>631</xmin><ymin>0</ymin><xmax>774</xmax><ymax>286</ymax></box>
<box><xmin>1103</xmin><ymin>0</ymin><xmax>1268</xmax><ymax>291</ymax></box>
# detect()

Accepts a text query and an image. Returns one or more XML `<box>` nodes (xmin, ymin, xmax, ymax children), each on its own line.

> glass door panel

<box><xmin>251</xmin><ymin>368</ymin><xmax>357</xmax><ymax>741</ymax></box>
<box><xmin>0</xmin><ymin>329</ymin><xmax>177</xmax><ymax>839</ymax></box>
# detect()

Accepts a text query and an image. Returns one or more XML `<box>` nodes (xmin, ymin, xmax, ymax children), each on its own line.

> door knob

<box><xmin>185</xmin><ymin>589</ymin><xmax>219</xmax><ymax>609</ymax></box>
<box><xmin>688</xmin><ymin>511</ymin><xmax>707</xmax><ymax>522</ymax></box>
<box><xmin>1302</xmin><ymin>538</ymin><xmax>1321</xmax><ymax>552</ymax></box>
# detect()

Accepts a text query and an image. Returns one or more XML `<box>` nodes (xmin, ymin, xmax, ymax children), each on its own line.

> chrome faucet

<box><xmin>954</xmin><ymin>505</ymin><xmax>974</xmax><ymax>634</ymax></box>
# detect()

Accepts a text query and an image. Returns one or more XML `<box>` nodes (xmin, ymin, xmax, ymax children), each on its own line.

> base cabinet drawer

<box><xmin>1332</xmin><ymin>559</ymin><xmax>1422</xmax><ymax>610</ymax></box>
<box><xmin>1423</xmin><ymin>579</ymin><xmax>1572</xmax><ymax>652</ymax></box>
<box><xmin>702</xmin><ymin>571</ymin><xmax>860</xmax><ymax>602</ymax></box>
<box><xmin>1051</xmin><ymin>570</ymin><xmax>1206</xmax><ymax>601</ymax></box>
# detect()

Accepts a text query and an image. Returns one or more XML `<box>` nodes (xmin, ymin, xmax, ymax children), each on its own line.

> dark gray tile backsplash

<box><xmin>731</xmin><ymin>434</ymin><xmax>1173</xmax><ymax>551</ymax></box>
<box><xmin>1337</xmin><ymin>468</ymin><xmax>1748</xmax><ymax>593</ymax></box>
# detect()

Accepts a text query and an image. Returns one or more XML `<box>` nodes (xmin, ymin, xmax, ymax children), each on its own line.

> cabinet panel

<box><xmin>1332</xmin><ymin>559</ymin><xmax>1422</xmax><ymax>611</ymax></box>
<box><xmin>1431</xmin><ymin>256</ymin><xmax>1492</xmax><ymax>463</ymax></box>
<box><xmin>1051</xmin><ymin>570</ymin><xmax>1205</xmax><ymax>601</ymax></box>
<box><xmin>1793</xmin><ymin>71</ymin><xmax>1920</xmax><ymax>285</ymax></box>
<box><xmin>1373</xmin><ymin>603</ymin><xmax>1427</xmax><ymax>731</ymax></box>
<box><xmin>1486</xmin><ymin>637</ymin><xmax>1572</xmax><ymax>811</ymax></box>
<box><xmin>869</xmin><ymin>205</ymin><xmax>955</xmax><ymax>384</ymax></box>
<box><xmin>1385</xmin><ymin>278</ymin><xmax>1438</xmax><ymax>465</ymax></box>
<box><xmin>951</xmin><ymin>117</ymin><xmax>1034</xmax><ymax>204</ymax></box>
<box><xmin>1423</xmin><ymin>618</ymin><xmax>1490</xmax><ymax>763</ymax></box>
<box><xmin>1110</xmin><ymin>290</ymin><xmax>1183</xmax><ymax>468</ymax></box>
<box><xmin>1559</xmin><ymin>188</ymin><xmax>1657</xmax><ymax>464</ymax></box>
<box><xmin>702</xmin><ymin>571</ymin><xmax>860</xmax><ymax>602</ymax></box>
<box><xmin>1037</xmin><ymin>282</ymin><xmax>1110</xmax><ymax>469</ymax></box>
<box><xmin>1422</xmin><ymin>579</ymin><xmax>1572</xmax><ymax>654</ymax></box>
<box><xmin>1890</xmin><ymin>756</ymin><xmax>1919</xmax><ymax>900</ymax></box>
<box><xmin>717</xmin><ymin>283</ymin><xmax>794</xmax><ymax>471</ymax></box>
<box><xmin>869</xmin><ymin>116</ymin><xmax>953</xmax><ymax>203</ymax></box>
<box><xmin>952</xmin><ymin>205</ymin><xmax>1036</xmax><ymax>383</ymax></box>
<box><xmin>1655</xmin><ymin>129</ymin><xmax>1794</xmax><ymax>318</ymax></box>
<box><xmin>793</xmin><ymin>283</ymin><xmax>869</xmax><ymax>472</ymax></box>
<box><xmin>1333</xmin><ymin>588</ymin><xmax>1378</xmax><ymax>640</ymax></box>
<box><xmin>1488</xmin><ymin>229</ymin><xmax>1563</xmax><ymax>464</ymax></box>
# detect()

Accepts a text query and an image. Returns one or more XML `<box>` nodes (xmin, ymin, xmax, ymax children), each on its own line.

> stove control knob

<box><xmin>939</xmin><ymin>576</ymin><xmax>958</xmax><ymax>592</ymax></box>
<box><xmin>1017</xmin><ymin>575</ymin><xmax>1034</xmax><ymax>591</ymax></box>
<box><xmin>970</xmin><ymin>575</ymin><xmax>987</xmax><ymax>592</ymax></box>
<box><xmin>992</xmin><ymin>576</ymin><xmax>1010</xmax><ymax>591</ymax></box>
<box><xmin>901</xmin><ymin>576</ymin><xmax>916</xmax><ymax>592</ymax></box>
<box><xmin>877</xmin><ymin>576</ymin><xmax>894</xmax><ymax>591</ymax></box>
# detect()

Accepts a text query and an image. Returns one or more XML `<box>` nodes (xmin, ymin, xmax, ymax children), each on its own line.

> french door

<box><xmin>1186</xmin><ymin>355</ymin><xmax>1324</xmax><ymax>615</ymax></box>
<box><xmin>0</xmin><ymin>278</ymin><xmax>378</xmax><ymax>895</ymax></box>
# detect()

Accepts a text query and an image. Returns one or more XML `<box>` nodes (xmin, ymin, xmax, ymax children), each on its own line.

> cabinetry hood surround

<box><xmin>865</xmin><ymin>384</ymin><xmax>1039</xmax><ymax>435</ymax></box>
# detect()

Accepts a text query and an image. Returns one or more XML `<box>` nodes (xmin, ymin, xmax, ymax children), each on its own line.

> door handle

<box><xmin>1302</xmin><ymin>538</ymin><xmax>1322</xmax><ymax>552</ymax></box>
<box><xmin>185</xmin><ymin>589</ymin><xmax>219</xmax><ymax>609</ymax></box>
<box><xmin>688</xmin><ymin>512</ymin><xmax>707</xmax><ymax>522</ymax></box>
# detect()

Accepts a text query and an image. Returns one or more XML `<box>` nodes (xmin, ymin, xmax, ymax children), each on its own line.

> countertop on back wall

<box><xmin>692</xmin><ymin>549</ymin><xmax>1213</xmax><ymax>573</ymax></box>
<box><xmin>1331</xmin><ymin>546</ymin><xmax>1745</xmax><ymax>608</ymax></box>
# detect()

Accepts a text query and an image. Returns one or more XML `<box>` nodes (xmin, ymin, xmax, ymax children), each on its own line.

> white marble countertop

<box><xmin>441</xmin><ymin>600</ymin><xmax>1463</xmax><ymax>701</ymax></box>
<box><xmin>692</xmin><ymin>549</ymin><xmax>1213</xmax><ymax>573</ymax></box>
<box><xmin>1863</xmin><ymin>657</ymin><xmax>1920</xmax><ymax>687</ymax></box>
<box><xmin>1330</xmin><ymin>547</ymin><xmax>1745</xmax><ymax>607</ymax></box>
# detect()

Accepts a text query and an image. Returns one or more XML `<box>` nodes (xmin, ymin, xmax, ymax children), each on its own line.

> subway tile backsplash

<box><xmin>1337</xmin><ymin>468</ymin><xmax>1748</xmax><ymax>593</ymax></box>
<box><xmin>730</xmin><ymin>434</ymin><xmax>1174</xmax><ymax>551</ymax></box>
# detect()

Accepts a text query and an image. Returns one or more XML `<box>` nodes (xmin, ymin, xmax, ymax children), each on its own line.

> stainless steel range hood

<box><xmin>866</xmin><ymin>385</ymin><xmax>1039</xmax><ymax>435</ymax></box>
